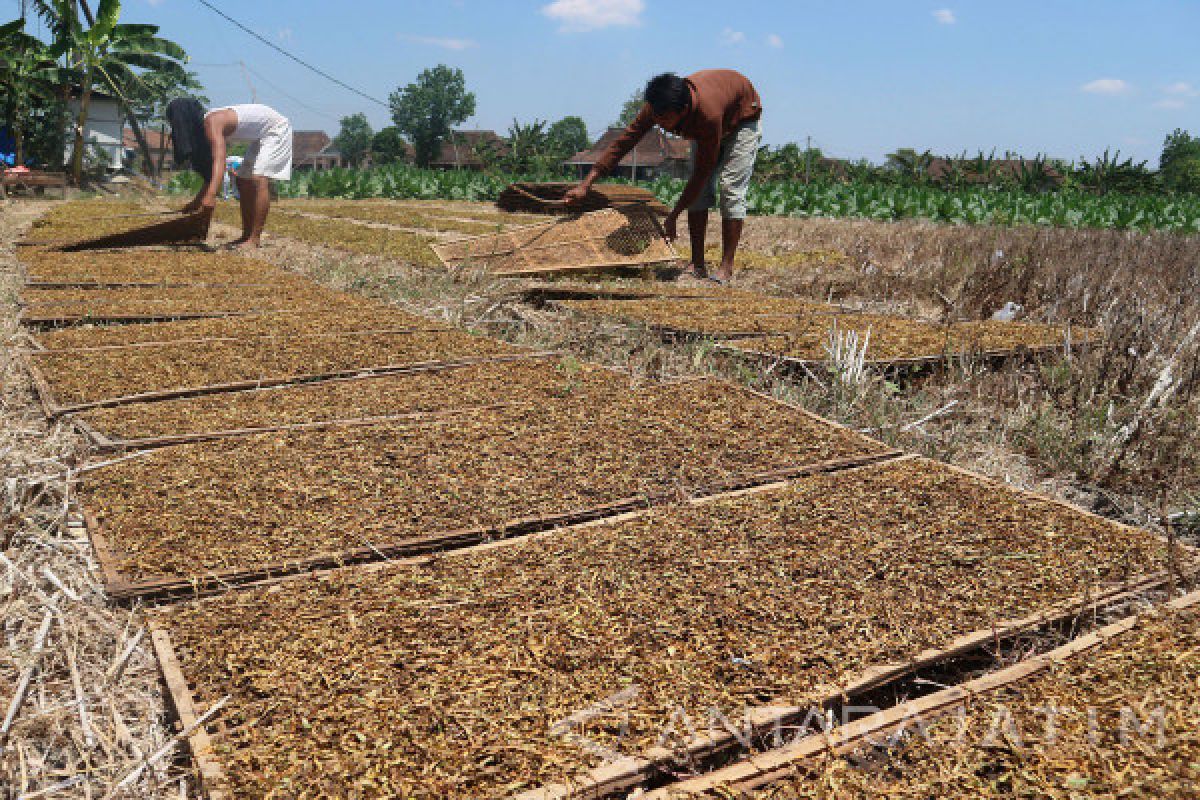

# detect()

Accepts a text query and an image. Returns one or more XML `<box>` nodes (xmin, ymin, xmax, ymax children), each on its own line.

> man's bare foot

<box><xmin>714</xmin><ymin>264</ymin><xmax>733</xmax><ymax>283</ymax></box>
<box><xmin>686</xmin><ymin>262</ymin><xmax>709</xmax><ymax>279</ymax></box>
<box><xmin>229</xmin><ymin>238</ymin><xmax>261</xmax><ymax>251</ymax></box>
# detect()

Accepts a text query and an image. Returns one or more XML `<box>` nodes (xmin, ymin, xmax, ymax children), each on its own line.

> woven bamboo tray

<box><xmin>433</xmin><ymin>208</ymin><xmax>678</xmax><ymax>276</ymax></box>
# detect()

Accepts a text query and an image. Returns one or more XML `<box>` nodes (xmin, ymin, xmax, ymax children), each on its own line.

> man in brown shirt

<box><xmin>565</xmin><ymin>70</ymin><xmax>762</xmax><ymax>282</ymax></box>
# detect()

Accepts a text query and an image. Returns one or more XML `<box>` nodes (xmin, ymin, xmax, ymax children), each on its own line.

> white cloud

<box><xmin>541</xmin><ymin>0</ymin><xmax>644</xmax><ymax>32</ymax></box>
<box><xmin>399</xmin><ymin>35</ymin><xmax>478</xmax><ymax>51</ymax></box>
<box><xmin>932</xmin><ymin>8</ymin><xmax>956</xmax><ymax>24</ymax></box>
<box><xmin>766</xmin><ymin>33</ymin><xmax>784</xmax><ymax>49</ymax></box>
<box><xmin>1154</xmin><ymin>98</ymin><xmax>1187</xmax><ymax>110</ymax></box>
<box><xmin>1081</xmin><ymin>78</ymin><xmax>1130</xmax><ymax>95</ymax></box>
<box><xmin>1165</xmin><ymin>81</ymin><xmax>1199</xmax><ymax>97</ymax></box>
<box><xmin>720</xmin><ymin>27</ymin><xmax>746</xmax><ymax>46</ymax></box>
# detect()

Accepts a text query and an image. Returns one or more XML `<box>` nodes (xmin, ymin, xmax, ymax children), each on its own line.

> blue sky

<box><xmin>18</xmin><ymin>0</ymin><xmax>1200</xmax><ymax>164</ymax></box>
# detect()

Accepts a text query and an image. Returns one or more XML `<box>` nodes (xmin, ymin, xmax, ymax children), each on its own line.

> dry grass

<box><xmin>1</xmin><ymin>201</ymin><xmax>184</xmax><ymax>798</ymax></box>
<box><xmin>152</xmin><ymin>457</ymin><xmax>1165</xmax><ymax>799</ymax></box>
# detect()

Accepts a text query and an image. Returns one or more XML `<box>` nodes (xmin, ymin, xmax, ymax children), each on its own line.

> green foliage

<box><xmin>1160</xmin><ymin>129</ymin><xmax>1200</xmax><ymax>193</ymax></box>
<box><xmin>615</xmin><ymin>90</ymin><xmax>644</xmax><ymax>127</ymax></box>
<box><xmin>502</xmin><ymin>118</ymin><xmax>553</xmax><ymax>173</ymax></box>
<box><xmin>371</xmin><ymin>126</ymin><xmax>408</xmax><ymax>164</ymax></box>
<box><xmin>884</xmin><ymin>148</ymin><xmax>935</xmax><ymax>182</ymax></box>
<box><xmin>547</xmin><ymin>115</ymin><xmax>589</xmax><ymax>157</ymax></box>
<box><xmin>335</xmin><ymin>112</ymin><xmax>373</xmax><ymax>167</ymax></box>
<box><xmin>1070</xmin><ymin>149</ymin><xmax>1157</xmax><ymax>195</ymax></box>
<box><xmin>388</xmin><ymin>65</ymin><xmax>475</xmax><ymax>167</ymax></box>
<box><xmin>0</xmin><ymin>20</ymin><xmax>65</xmax><ymax>166</ymax></box>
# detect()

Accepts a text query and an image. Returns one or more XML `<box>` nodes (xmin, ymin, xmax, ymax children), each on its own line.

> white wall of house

<box><xmin>64</xmin><ymin>94</ymin><xmax>125</xmax><ymax>171</ymax></box>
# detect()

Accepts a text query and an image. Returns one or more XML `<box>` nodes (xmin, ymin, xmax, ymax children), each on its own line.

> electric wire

<box><xmin>193</xmin><ymin>0</ymin><xmax>388</xmax><ymax>108</ymax></box>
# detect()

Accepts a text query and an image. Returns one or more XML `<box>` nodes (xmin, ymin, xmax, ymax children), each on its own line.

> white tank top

<box><xmin>209</xmin><ymin>104</ymin><xmax>288</xmax><ymax>142</ymax></box>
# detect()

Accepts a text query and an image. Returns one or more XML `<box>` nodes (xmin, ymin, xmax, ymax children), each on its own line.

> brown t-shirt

<box><xmin>591</xmin><ymin>70</ymin><xmax>762</xmax><ymax>212</ymax></box>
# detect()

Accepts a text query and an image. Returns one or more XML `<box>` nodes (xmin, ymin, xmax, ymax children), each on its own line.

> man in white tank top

<box><xmin>179</xmin><ymin>103</ymin><xmax>293</xmax><ymax>249</ymax></box>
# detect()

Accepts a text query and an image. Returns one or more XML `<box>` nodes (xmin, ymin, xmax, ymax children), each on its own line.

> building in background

<box><xmin>564</xmin><ymin>128</ymin><xmax>690</xmax><ymax>181</ymax></box>
<box><xmin>64</xmin><ymin>88</ymin><xmax>124</xmax><ymax>171</ymax></box>
<box><xmin>431</xmin><ymin>130</ymin><xmax>508</xmax><ymax>170</ymax></box>
<box><xmin>292</xmin><ymin>130</ymin><xmax>343</xmax><ymax>171</ymax></box>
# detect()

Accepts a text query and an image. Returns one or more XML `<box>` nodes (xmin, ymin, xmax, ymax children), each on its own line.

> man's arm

<box><xmin>183</xmin><ymin>110</ymin><xmax>230</xmax><ymax>212</ymax></box>
<box><xmin>674</xmin><ymin>133</ymin><xmax>720</xmax><ymax>215</ymax></box>
<box><xmin>564</xmin><ymin>106</ymin><xmax>655</xmax><ymax>204</ymax></box>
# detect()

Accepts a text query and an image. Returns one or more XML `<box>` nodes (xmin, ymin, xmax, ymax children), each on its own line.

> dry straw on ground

<box><xmin>76</xmin><ymin>357</ymin><xmax>612</xmax><ymax>442</ymax></box>
<box><xmin>81</xmin><ymin>380</ymin><xmax>890</xmax><ymax>589</ymax></box>
<box><xmin>2</xmin><ymin>201</ymin><xmax>183</xmax><ymax>798</ymax></box>
<box><xmin>746</xmin><ymin>602</ymin><xmax>1200</xmax><ymax>799</ymax></box>
<box><xmin>32</xmin><ymin>329</ymin><xmax>522</xmax><ymax>408</ymax></box>
<box><xmin>153</xmin><ymin>457</ymin><xmax>1165</xmax><ymax>799</ymax></box>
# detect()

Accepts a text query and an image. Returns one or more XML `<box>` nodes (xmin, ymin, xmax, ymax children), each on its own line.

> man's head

<box><xmin>644</xmin><ymin>73</ymin><xmax>690</xmax><ymax>130</ymax></box>
<box><xmin>165</xmin><ymin>97</ymin><xmax>212</xmax><ymax>177</ymax></box>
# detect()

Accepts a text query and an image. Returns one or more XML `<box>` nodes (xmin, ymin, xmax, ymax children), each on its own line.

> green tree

<box><xmin>388</xmin><ymin>64</ymin><xmax>475</xmax><ymax>168</ymax></box>
<box><xmin>1160</xmin><ymin>129</ymin><xmax>1200</xmax><ymax>193</ymax></box>
<box><xmin>335</xmin><ymin>112</ymin><xmax>373</xmax><ymax>166</ymax></box>
<box><xmin>615</xmin><ymin>89</ymin><xmax>644</xmax><ymax>127</ymax></box>
<box><xmin>371</xmin><ymin>125</ymin><xmax>408</xmax><ymax>164</ymax></box>
<box><xmin>884</xmin><ymin>148</ymin><xmax>934</xmax><ymax>183</ymax></box>
<box><xmin>0</xmin><ymin>20</ymin><xmax>66</xmax><ymax>167</ymax></box>
<box><xmin>546</xmin><ymin>115</ymin><xmax>588</xmax><ymax>158</ymax></box>
<box><xmin>33</xmin><ymin>0</ymin><xmax>189</xmax><ymax>184</ymax></box>
<box><xmin>503</xmin><ymin>118</ymin><xmax>549</xmax><ymax>172</ymax></box>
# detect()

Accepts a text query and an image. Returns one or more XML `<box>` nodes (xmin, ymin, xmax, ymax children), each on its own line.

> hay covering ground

<box><xmin>34</xmin><ymin>307</ymin><xmax>443</xmax><ymax>349</ymax></box>
<box><xmin>559</xmin><ymin>297</ymin><xmax>839</xmax><ymax>334</ymax></box>
<box><xmin>81</xmin><ymin>380</ymin><xmax>890</xmax><ymax>585</ymax></box>
<box><xmin>153</xmin><ymin>458</ymin><xmax>1165</xmax><ymax>798</ymax></box>
<box><xmin>278</xmin><ymin>198</ymin><xmax>543</xmax><ymax>228</ymax></box>
<box><xmin>751</xmin><ymin>603</ymin><xmax>1200</xmax><ymax>799</ymax></box>
<box><xmin>77</xmin><ymin>358</ymin><xmax>619</xmax><ymax>440</ymax></box>
<box><xmin>33</xmin><ymin>329</ymin><xmax>521</xmax><ymax>406</ymax></box>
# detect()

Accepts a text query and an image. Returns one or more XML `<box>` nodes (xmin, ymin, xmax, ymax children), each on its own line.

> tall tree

<box><xmin>33</xmin><ymin>0</ymin><xmax>188</xmax><ymax>184</ymax></box>
<box><xmin>335</xmin><ymin>112</ymin><xmax>373</xmax><ymax>166</ymax></box>
<box><xmin>547</xmin><ymin>115</ymin><xmax>588</xmax><ymax>158</ymax></box>
<box><xmin>371</xmin><ymin>126</ymin><xmax>408</xmax><ymax>164</ymax></box>
<box><xmin>1160</xmin><ymin>129</ymin><xmax>1200</xmax><ymax>193</ymax></box>
<box><xmin>615</xmin><ymin>89</ymin><xmax>644</xmax><ymax>127</ymax></box>
<box><xmin>389</xmin><ymin>65</ymin><xmax>475</xmax><ymax>168</ymax></box>
<box><xmin>0</xmin><ymin>20</ymin><xmax>66</xmax><ymax>167</ymax></box>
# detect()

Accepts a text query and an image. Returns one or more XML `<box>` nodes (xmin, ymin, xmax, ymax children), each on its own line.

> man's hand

<box><xmin>562</xmin><ymin>182</ymin><xmax>591</xmax><ymax>206</ymax></box>
<box><xmin>663</xmin><ymin>210</ymin><xmax>679</xmax><ymax>243</ymax></box>
<box><xmin>182</xmin><ymin>195</ymin><xmax>216</xmax><ymax>214</ymax></box>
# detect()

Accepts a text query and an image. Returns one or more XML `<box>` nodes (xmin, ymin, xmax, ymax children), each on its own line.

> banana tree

<box><xmin>34</xmin><ymin>0</ymin><xmax>188</xmax><ymax>184</ymax></box>
<box><xmin>0</xmin><ymin>19</ymin><xmax>66</xmax><ymax>167</ymax></box>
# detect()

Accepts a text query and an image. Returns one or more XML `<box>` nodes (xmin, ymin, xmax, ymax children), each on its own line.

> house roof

<box><xmin>564</xmin><ymin>127</ymin><xmax>690</xmax><ymax>168</ymax></box>
<box><xmin>122</xmin><ymin>128</ymin><xmax>171</xmax><ymax>151</ymax></box>
<box><xmin>293</xmin><ymin>130</ymin><xmax>334</xmax><ymax>163</ymax></box>
<box><xmin>431</xmin><ymin>130</ymin><xmax>508</xmax><ymax>167</ymax></box>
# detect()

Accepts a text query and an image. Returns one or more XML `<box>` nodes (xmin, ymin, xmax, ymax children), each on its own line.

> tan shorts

<box><xmin>689</xmin><ymin>118</ymin><xmax>762</xmax><ymax>219</ymax></box>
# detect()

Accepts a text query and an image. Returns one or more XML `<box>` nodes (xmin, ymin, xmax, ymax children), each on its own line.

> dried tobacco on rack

<box><xmin>78</xmin><ymin>357</ymin><xmax>621</xmax><ymax>441</ymax></box>
<box><xmin>730</xmin><ymin>319</ymin><xmax>1091</xmax><ymax>363</ymax></box>
<box><xmin>19</xmin><ymin>249</ymin><xmax>289</xmax><ymax>286</ymax></box>
<box><xmin>82</xmin><ymin>380</ymin><xmax>890</xmax><ymax>586</ymax></box>
<box><xmin>279</xmin><ymin>198</ymin><xmax>543</xmax><ymax>227</ymax></box>
<box><xmin>27</xmin><ymin>200</ymin><xmax>148</xmax><ymax>239</ymax></box>
<box><xmin>213</xmin><ymin>204</ymin><xmax>440</xmax><ymax>265</ymax></box>
<box><xmin>21</xmin><ymin>283</ymin><xmax>374</xmax><ymax>321</ymax></box>
<box><xmin>559</xmin><ymin>296</ymin><xmax>838</xmax><ymax>334</ymax></box>
<box><xmin>276</xmin><ymin>201</ymin><xmax>503</xmax><ymax>235</ymax></box>
<box><xmin>763</xmin><ymin>604</ymin><xmax>1200</xmax><ymax>799</ymax></box>
<box><xmin>153</xmin><ymin>457</ymin><xmax>1165</xmax><ymax>799</ymax></box>
<box><xmin>35</xmin><ymin>307</ymin><xmax>442</xmax><ymax>350</ymax></box>
<box><xmin>34</xmin><ymin>329</ymin><xmax>520</xmax><ymax>406</ymax></box>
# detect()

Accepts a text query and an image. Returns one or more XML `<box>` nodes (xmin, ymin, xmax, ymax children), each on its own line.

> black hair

<box><xmin>165</xmin><ymin>97</ymin><xmax>213</xmax><ymax>178</ymax></box>
<box><xmin>644</xmin><ymin>73</ymin><xmax>689</xmax><ymax>114</ymax></box>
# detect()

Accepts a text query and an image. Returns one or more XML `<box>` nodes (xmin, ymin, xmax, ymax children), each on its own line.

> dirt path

<box><xmin>1</xmin><ymin>202</ymin><xmax>186</xmax><ymax>798</ymax></box>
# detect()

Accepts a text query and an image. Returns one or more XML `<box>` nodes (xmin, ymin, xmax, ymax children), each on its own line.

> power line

<box><xmin>194</xmin><ymin>0</ymin><xmax>388</xmax><ymax>108</ymax></box>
